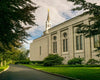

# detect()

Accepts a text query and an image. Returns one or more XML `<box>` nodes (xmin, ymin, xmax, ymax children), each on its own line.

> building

<box><xmin>30</xmin><ymin>10</ymin><xmax>100</xmax><ymax>63</ymax></box>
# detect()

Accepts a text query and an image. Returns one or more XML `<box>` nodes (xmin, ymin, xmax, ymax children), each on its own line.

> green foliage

<box><xmin>95</xmin><ymin>47</ymin><xmax>100</xmax><ymax>59</ymax></box>
<box><xmin>14</xmin><ymin>60</ymin><xmax>44</xmax><ymax>65</ymax></box>
<box><xmin>11</xmin><ymin>50</ymin><xmax>29</xmax><ymax>61</ymax></box>
<box><xmin>87</xmin><ymin>59</ymin><xmax>99</xmax><ymax>65</ymax></box>
<box><xmin>0</xmin><ymin>0</ymin><xmax>37</xmax><ymax>48</ymax></box>
<box><xmin>96</xmin><ymin>53</ymin><xmax>100</xmax><ymax>57</ymax></box>
<box><xmin>84</xmin><ymin>64</ymin><xmax>100</xmax><ymax>67</ymax></box>
<box><xmin>0</xmin><ymin>0</ymin><xmax>37</xmax><ymax>65</ymax></box>
<box><xmin>56</xmin><ymin>64</ymin><xmax>100</xmax><ymax>67</ymax></box>
<box><xmin>67</xmin><ymin>0</ymin><xmax>100</xmax><ymax>37</ymax></box>
<box><xmin>68</xmin><ymin>58</ymin><xmax>83</xmax><ymax>65</ymax></box>
<box><xmin>0</xmin><ymin>65</ymin><xmax>9</xmax><ymax>72</ymax></box>
<box><xmin>31</xmin><ymin>61</ymin><xmax>44</xmax><ymax>64</ymax></box>
<box><xmin>15</xmin><ymin>60</ymin><xmax>30</xmax><ymax>64</ymax></box>
<box><xmin>43</xmin><ymin>60</ymin><xmax>53</xmax><ymax>66</ymax></box>
<box><xmin>43</xmin><ymin>54</ymin><xmax>64</xmax><ymax>66</ymax></box>
<box><xmin>0</xmin><ymin>46</ymin><xmax>29</xmax><ymax>65</ymax></box>
<box><xmin>67</xmin><ymin>0</ymin><xmax>100</xmax><ymax>62</ymax></box>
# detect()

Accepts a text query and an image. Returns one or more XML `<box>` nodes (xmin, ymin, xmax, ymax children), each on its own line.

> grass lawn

<box><xmin>23</xmin><ymin>64</ymin><xmax>100</xmax><ymax>80</ymax></box>
<box><xmin>0</xmin><ymin>65</ymin><xmax>9</xmax><ymax>72</ymax></box>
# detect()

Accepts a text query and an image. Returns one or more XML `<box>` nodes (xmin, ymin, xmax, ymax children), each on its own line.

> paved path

<box><xmin>0</xmin><ymin>65</ymin><xmax>69</xmax><ymax>80</ymax></box>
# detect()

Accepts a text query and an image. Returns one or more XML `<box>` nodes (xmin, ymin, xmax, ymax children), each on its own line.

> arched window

<box><xmin>76</xmin><ymin>35</ymin><xmax>83</xmax><ymax>50</ymax></box>
<box><xmin>63</xmin><ymin>32</ymin><xmax>68</xmax><ymax>52</ymax></box>
<box><xmin>53</xmin><ymin>36</ymin><xmax>57</xmax><ymax>53</ymax></box>
<box><xmin>53</xmin><ymin>36</ymin><xmax>57</xmax><ymax>40</ymax></box>
<box><xmin>63</xmin><ymin>32</ymin><xmax>67</xmax><ymax>37</ymax></box>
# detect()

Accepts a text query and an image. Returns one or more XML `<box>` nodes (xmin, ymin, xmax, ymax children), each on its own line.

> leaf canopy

<box><xmin>0</xmin><ymin>0</ymin><xmax>37</xmax><ymax>48</ymax></box>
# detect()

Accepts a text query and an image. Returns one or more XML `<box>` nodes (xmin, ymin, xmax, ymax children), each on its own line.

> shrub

<box><xmin>15</xmin><ymin>60</ymin><xmax>30</xmax><ymax>64</ymax></box>
<box><xmin>84</xmin><ymin>64</ymin><xmax>100</xmax><ymax>67</ymax></box>
<box><xmin>43</xmin><ymin>60</ymin><xmax>53</xmax><ymax>66</ymax></box>
<box><xmin>31</xmin><ymin>61</ymin><xmax>44</xmax><ymax>64</ymax></box>
<box><xmin>68</xmin><ymin>58</ymin><xmax>83</xmax><ymax>65</ymax></box>
<box><xmin>43</xmin><ymin>54</ymin><xmax>64</xmax><ymax>66</ymax></box>
<box><xmin>14</xmin><ymin>60</ymin><xmax>44</xmax><ymax>65</ymax></box>
<box><xmin>86</xmin><ymin>59</ymin><xmax>99</xmax><ymax>65</ymax></box>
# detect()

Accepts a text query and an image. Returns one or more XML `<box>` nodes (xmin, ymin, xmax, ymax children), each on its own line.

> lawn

<box><xmin>23</xmin><ymin>64</ymin><xmax>100</xmax><ymax>80</ymax></box>
<box><xmin>0</xmin><ymin>66</ymin><xmax>9</xmax><ymax>72</ymax></box>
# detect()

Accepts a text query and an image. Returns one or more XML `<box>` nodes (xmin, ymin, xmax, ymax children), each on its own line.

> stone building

<box><xmin>30</xmin><ymin>10</ymin><xmax>100</xmax><ymax>63</ymax></box>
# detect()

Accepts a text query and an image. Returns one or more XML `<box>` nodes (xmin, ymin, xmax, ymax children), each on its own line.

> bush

<box><xmin>86</xmin><ymin>59</ymin><xmax>99</xmax><ymax>65</ymax></box>
<box><xmin>15</xmin><ymin>60</ymin><xmax>44</xmax><ymax>65</ymax></box>
<box><xmin>84</xmin><ymin>64</ymin><xmax>100</xmax><ymax>67</ymax></box>
<box><xmin>68</xmin><ymin>58</ymin><xmax>83</xmax><ymax>65</ymax></box>
<box><xmin>31</xmin><ymin>61</ymin><xmax>44</xmax><ymax>64</ymax></box>
<box><xmin>43</xmin><ymin>60</ymin><xmax>53</xmax><ymax>66</ymax></box>
<box><xmin>15</xmin><ymin>60</ymin><xmax>30</xmax><ymax>64</ymax></box>
<box><xmin>43</xmin><ymin>54</ymin><xmax>64</xmax><ymax>66</ymax></box>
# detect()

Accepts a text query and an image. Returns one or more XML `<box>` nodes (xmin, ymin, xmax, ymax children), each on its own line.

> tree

<box><xmin>0</xmin><ymin>44</ymin><xmax>20</xmax><ymax>66</ymax></box>
<box><xmin>0</xmin><ymin>44</ymin><xmax>29</xmax><ymax>66</ymax></box>
<box><xmin>95</xmin><ymin>48</ymin><xmax>100</xmax><ymax>63</ymax></box>
<box><xmin>67</xmin><ymin>0</ymin><xmax>100</xmax><ymax>58</ymax></box>
<box><xmin>19</xmin><ymin>47</ymin><xmax>30</xmax><ymax>59</ymax></box>
<box><xmin>0</xmin><ymin>54</ymin><xmax>3</xmax><ymax>67</ymax></box>
<box><xmin>67</xmin><ymin>0</ymin><xmax>100</xmax><ymax>37</ymax></box>
<box><xmin>10</xmin><ymin>47</ymin><xmax>29</xmax><ymax>61</ymax></box>
<box><xmin>0</xmin><ymin>0</ymin><xmax>37</xmax><ymax>48</ymax></box>
<box><xmin>24</xmin><ymin>50</ymin><xmax>29</xmax><ymax>59</ymax></box>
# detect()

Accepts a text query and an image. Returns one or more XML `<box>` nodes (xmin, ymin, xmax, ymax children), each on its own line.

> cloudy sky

<box><xmin>23</xmin><ymin>0</ymin><xmax>100</xmax><ymax>49</ymax></box>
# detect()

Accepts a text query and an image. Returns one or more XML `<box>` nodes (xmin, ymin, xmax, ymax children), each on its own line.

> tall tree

<box><xmin>67</xmin><ymin>0</ymin><xmax>100</xmax><ymax>37</ymax></box>
<box><xmin>0</xmin><ymin>0</ymin><xmax>37</xmax><ymax>48</ymax></box>
<box><xmin>67</xmin><ymin>0</ymin><xmax>100</xmax><ymax>58</ymax></box>
<box><xmin>0</xmin><ymin>44</ymin><xmax>23</xmax><ymax>66</ymax></box>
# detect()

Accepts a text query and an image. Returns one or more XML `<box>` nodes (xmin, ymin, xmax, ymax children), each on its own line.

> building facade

<box><xmin>30</xmin><ymin>11</ymin><xmax>100</xmax><ymax>63</ymax></box>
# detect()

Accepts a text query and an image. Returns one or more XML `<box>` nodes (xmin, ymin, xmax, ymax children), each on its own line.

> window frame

<box><xmin>52</xmin><ymin>36</ymin><xmax>57</xmax><ymax>53</ymax></box>
<box><xmin>93</xmin><ymin>35</ymin><xmax>100</xmax><ymax>48</ymax></box>
<box><xmin>40</xmin><ymin>46</ymin><xmax>41</xmax><ymax>56</ymax></box>
<box><xmin>62</xmin><ymin>32</ymin><xmax>68</xmax><ymax>53</ymax></box>
<box><xmin>76</xmin><ymin>35</ymin><xmax>83</xmax><ymax>51</ymax></box>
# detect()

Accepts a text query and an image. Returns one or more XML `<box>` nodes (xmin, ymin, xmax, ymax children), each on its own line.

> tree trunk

<box><xmin>1</xmin><ymin>61</ymin><xmax>3</xmax><ymax>67</ymax></box>
<box><xmin>4</xmin><ymin>60</ymin><xmax>6</xmax><ymax>66</ymax></box>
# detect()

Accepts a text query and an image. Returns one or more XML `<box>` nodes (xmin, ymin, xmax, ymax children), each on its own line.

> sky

<box><xmin>23</xmin><ymin>0</ymin><xmax>100</xmax><ymax>49</ymax></box>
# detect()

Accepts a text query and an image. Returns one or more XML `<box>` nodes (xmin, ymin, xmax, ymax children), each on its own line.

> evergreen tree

<box><xmin>67</xmin><ymin>0</ymin><xmax>100</xmax><ymax>58</ymax></box>
<box><xmin>0</xmin><ymin>0</ymin><xmax>37</xmax><ymax>48</ymax></box>
<box><xmin>67</xmin><ymin>0</ymin><xmax>100</xmax><ymax>37</ymax></box>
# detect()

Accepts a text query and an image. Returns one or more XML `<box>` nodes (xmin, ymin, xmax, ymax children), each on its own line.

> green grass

<box><xmin>23</xmin><ymin>64</ymin><xmax>100</xmax><ymax>80</ymax></box>
<box><xmin>0</xmin><ymin>65</ymin><xmax>9</xmax><ymax>72</ymax></box>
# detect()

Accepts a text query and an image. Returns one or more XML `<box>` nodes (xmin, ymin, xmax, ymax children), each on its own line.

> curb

<box><xmin>32</xmin><ymin>68</ymin><xmax>79</xmax><ymax>80</ymax></box>
<box><xmin>0</xmin><ymin>66</ymin><xmax>9</xmax><ymax>74</ymax></box>
<box><xmin>22</xmin><ymin>65</ymin><xmax>80</xmax><ymax>80</ymax></box>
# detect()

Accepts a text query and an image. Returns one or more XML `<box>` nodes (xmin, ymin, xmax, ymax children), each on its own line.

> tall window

<box><xmin>53</xmin><ymin>36</ymin><xmax>57</xmax><ymax>53</ymax></box>
<box><xmin>94</xmin><ymin>35</ymin><xmax>100</xmax><ymax>48</ymax></box>
<box><xmin>53</xmin><ymin>42</ymin><xmax>57</xmax><ymax>53</ymax></box>
<box><xmin>40</xmin><ymin>46</ymin><xmax>41</xmax><ymax>55</ymax></box>
<box><xmin>63</xmin><ymin>39</ymin><xmax>65</xmax><ymax>52</ymax></box>
<box><xmin>63</xmin><ymin>32</ymin><xmax>68</xmax><ymax>52</ymax></box>
<box><xmin>76</xmin><ymin>35</ymin><xmax>83</xmax><ymax>50</ymax></box>
<box><xmin>63</xmin><ymin>39</ymin><xmax>68</xmax><ymax>52</ymax></box>
<box><xmin>80</xmin><ymin>35</ymin><xmax>83</xmax><ymax>50</ymax></box>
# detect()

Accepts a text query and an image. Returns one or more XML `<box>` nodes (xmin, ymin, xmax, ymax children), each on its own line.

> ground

<box><xmin>0</xmin><ymin>64</ymin><xmax>69</xmax><ymax>80</ymax></box>
<box><xmin>23</xmin><ymin>64</ymin><xmax>100</xmax><ymax>80</ymax></box>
